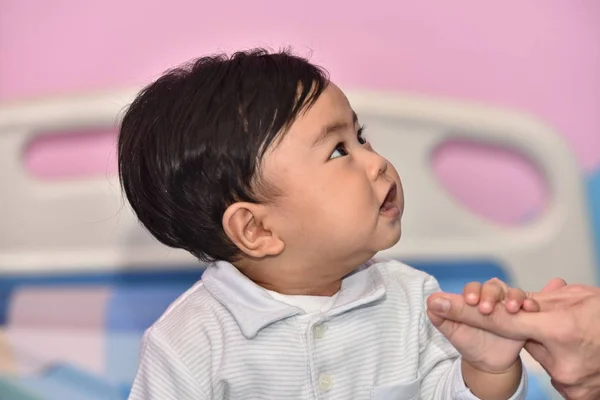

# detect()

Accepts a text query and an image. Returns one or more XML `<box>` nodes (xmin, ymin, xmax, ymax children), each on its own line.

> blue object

<box><xmin>105</xmin><ymin>333</ymin><xmax>145</xmax><ymax>389</ymax></box>
<box><xmin>587</xmin><ymin>168</ymin><xmax>600</xmax><ymax>282</ymax></box>
<box><xmin>106</xmin><ymin>284</ymin><xmax>193</xmax><ymax>332</ymax></box>
<box><xmin>403</xmin><ymin>259</ymin><xmax>511</xmax><ymax>293</ymax></box>
<box><xmin>16</xmin><ymin>364</ymin><xmax>122</xmax><ymax>400</ymax></box>
<box><xmin>0</xmin><ymin>268</ymin><xmax>203</xmax><ymax>325</ymax></box>
<box><xmin>0</xmin><ymin>376</ymin><xmax>42</xmax><ymax>400</ymax></box>
<box><xmin>526</xmin><ymin>370</ymin><xmax>553</xmax><ymax>400</ymax></box>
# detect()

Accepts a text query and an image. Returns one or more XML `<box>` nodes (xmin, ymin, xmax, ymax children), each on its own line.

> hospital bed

<box><xmin>0</xmin><ymin>87</ymin><xmax>596</xmax><ymax>399</ymax></box>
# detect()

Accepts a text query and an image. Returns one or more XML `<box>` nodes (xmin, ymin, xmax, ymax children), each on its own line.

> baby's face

<box><xmin>260</xmin><ymin>83</ymin><xmax>404</xmax><ymax>277</ymax></box>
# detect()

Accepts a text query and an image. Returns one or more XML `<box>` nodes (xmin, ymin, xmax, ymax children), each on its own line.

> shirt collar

<box><xmin>202</xmin><ymin>260</ymin><xmax>386</xmax><ymax>339</ymax></box>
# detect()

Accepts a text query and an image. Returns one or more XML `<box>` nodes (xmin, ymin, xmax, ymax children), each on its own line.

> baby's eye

<box><xmin>357</xmin><ymin>125</ymin><xmax>367</xmax><ymax>145</ymax></box>
<box><xmin>329</xmin><ymin>143</ymin><xmax>348</xmax><ymax>159</ymax></box>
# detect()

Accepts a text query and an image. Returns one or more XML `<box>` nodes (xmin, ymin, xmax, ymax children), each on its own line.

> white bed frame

<box><xmin>0</xmin><ymin>88</ymin><xmax>596</xmax><ymax>292</ymax></box>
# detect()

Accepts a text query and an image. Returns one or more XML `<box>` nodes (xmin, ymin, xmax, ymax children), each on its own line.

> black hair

<box><xmin>117</xmin><ymin>48</ymin><xmax>329</xmax><ymax>263</ymax></box>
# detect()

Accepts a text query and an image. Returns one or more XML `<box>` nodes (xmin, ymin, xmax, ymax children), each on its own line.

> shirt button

<box><xmin>314</xmin><ymin>324</ymin><xmax>326</xmax><ymax>339</ymax></box>
<box><xmin>318</xmin><ymin>374</ymin><xmax>333</xmax><ymax>391</ymax></box>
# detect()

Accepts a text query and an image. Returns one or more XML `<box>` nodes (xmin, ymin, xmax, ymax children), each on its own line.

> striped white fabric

<box><xmin>128</xmin><ymin>258</ymin><xmax>527</xmax><ymax>399</ymax></box>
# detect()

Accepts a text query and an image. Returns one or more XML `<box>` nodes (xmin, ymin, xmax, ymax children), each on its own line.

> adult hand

<box><xmin>427</xmin><ymin>278</ymin><xmax>600</xmax><ymax>400</ymax></box>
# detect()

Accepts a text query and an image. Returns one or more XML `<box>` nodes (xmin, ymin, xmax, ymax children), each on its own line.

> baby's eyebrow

<box><xmin>311</xmin><ymin>111</ymin><xmax>358</xmax><ymax>148</ymax></box>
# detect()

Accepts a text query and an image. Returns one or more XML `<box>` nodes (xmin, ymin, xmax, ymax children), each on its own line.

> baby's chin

<box><xmin>376</xmin><ymin>228</ymin><xmax>402</xmax><ymax>252</ymax></box>
<box><xmin>356</xmin><ymin>232</ymin><xmax>402</xmax><ymax>262</ymax></box>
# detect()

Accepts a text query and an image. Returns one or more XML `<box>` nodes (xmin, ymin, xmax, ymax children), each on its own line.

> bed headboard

<box><xmin>0</xmin><ymin>88</ymin><xmax>596</xmax><ymax>291</ymax></box>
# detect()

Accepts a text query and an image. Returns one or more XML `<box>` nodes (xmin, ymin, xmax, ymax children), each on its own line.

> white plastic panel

<box><xmin>0</xmin><ymin>89</ymin><xmax>596</xmax><ymax>291</ymax></box>
<box><xmin>346</xmin><ymin>90</ymin><xmax>596</xmax><ymax>290</ymax></box>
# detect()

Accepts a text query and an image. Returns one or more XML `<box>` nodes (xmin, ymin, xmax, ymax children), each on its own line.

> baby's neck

<box><xmin>234</xmin><ymin>260</ymin><xmax>344</xmax><ymax>296</ymax></box>
<box><xmin>235</xmin><ymin>253</ymin><xmax>374</xmax><ymax>296</ymax></box>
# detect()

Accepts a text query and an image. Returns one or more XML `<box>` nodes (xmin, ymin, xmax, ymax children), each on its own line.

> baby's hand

<box><xmin>462</xmin><ymin>278</ymin><xmax>540</xmax><ymax>315</ymax></box>
<box><xmin>427</xmin><ymin>278</ymin><xmax>540</xmax><ymax>375</ymax></box>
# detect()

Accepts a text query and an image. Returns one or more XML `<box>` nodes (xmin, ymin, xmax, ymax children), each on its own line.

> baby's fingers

<box><xmin>462</xmin><ymin>282</ymin><xmax>482</xmax><ymax>306</ymax></box>
<box><xmin>505</xmin><ymin>288</ymin><xmax>527</xmax><ymax>313</ymax></box>
<box><xmin>522</xmin><ymin>297</ymin><xmax>541</xmax><ymax>312</ymax></box>
<box><xmin>479</xmin><ymin>278</ymin><xmax>507</xmax><ymax>314</ymax></box>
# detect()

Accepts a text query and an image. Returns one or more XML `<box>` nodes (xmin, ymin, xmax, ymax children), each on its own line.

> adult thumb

<box><xmin>426</xmin><ymin>308</ymin><xmax>462</xmax><ymax>340</ymax></box>
<box><xmin>426</xmin><ymin>293</ymin><xmax>541</xmax><ymax>341</ymax></box>
<box><xmin>540</xmin><ymin>278</ymin><xmax>567</xmax><ymax>293</ymax></box>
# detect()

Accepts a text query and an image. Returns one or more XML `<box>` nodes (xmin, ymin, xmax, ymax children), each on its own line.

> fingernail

<box><xmin>431</xmin><ymin>297</ymin><xmax>450</xmax><ymax>314</ymax></box>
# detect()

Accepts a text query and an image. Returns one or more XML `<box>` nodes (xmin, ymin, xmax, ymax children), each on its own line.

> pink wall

<box><xmin>1</xmin><ymin>0</ymin><xmax>599</xmax><ymax>224</ymax></box>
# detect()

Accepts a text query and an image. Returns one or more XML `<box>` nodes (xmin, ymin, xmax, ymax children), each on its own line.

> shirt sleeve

<box><xmin>128</xmin><ymin>327</ymin><xmax>209</xmax><ymax>400</ymax></box>
<box><xmin>417</xmin><ymin>276</ymin><xmax>528</xmax><ymax>400</ymax></box>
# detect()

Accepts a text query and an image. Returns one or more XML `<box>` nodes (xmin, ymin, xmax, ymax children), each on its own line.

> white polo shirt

<box><xmin>128</xmin><ymin>258</ymin><xmax>527</xmax><ymax>399</ymax></box>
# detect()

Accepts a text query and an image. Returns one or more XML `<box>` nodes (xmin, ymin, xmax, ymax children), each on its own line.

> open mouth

<box><xmin>380</xmin><ymin>183</ymin><xmax>397</xmax><ymax>213</ymax></box>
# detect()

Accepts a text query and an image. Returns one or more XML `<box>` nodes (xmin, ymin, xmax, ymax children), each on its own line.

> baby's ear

<box><xmin>222</xmin><ymin>202</ymin><xmax>285</xmax><ymax>258</ymax></box>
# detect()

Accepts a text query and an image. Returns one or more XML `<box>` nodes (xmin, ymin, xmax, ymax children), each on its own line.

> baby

<box><xmin>119</xmin><ymin>48</ymin><xmax>532</xmax><ymax>399</ymax></box>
